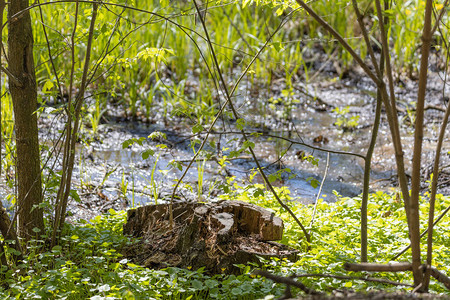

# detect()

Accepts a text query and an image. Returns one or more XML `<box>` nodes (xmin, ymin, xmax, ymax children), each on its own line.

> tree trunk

<box><xmin>8</xmin><ymin>0</ymin><xmax>44</xmax><ymax>240</ymax></box>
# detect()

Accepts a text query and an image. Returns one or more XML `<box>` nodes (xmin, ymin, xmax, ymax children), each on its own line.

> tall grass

<box><xmin>29</xmin><ymin>0</ymin><xmax>448</xmax><ymax>119</ymax></box>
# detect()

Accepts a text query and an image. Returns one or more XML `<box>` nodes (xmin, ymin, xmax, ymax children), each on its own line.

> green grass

<box><xmin>26</xmin><ymin>0</ymin><xmax>448</xmax><ymax>129</ymax></box>
<box><xmin>0</xmin><ymin>209</ymin><xmax>284</xmax><ymax>300</ymax></box>
<box><xmin>2</xmin><ymin>188</ymin><xmax>450</xmax><ymax>298</ymax></box>
<box><xmin>19</xmin><ymin>0</ymin><xmax>447</xmax><ymax>132</ymax></box>
<box><xmin>223</xmin><ymin>182</ymin><xmax>450</xmax><ymax>294</ymax></box>
<box><xmin>2</xmin><ymin>1</ymin><xmax>450</xmax><ymax>298</ymax></box>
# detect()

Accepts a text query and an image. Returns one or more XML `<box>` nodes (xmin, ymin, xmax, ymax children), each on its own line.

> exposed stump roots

<box><xmin>123</xmin><ymin>200</ymin><xmax>298</xmax><ymax>274</ymax></box>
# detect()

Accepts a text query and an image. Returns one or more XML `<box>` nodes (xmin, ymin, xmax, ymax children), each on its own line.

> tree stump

<box><xmin>123</xmin><ymin>200</ymin><xmax>298</xmax><ymax>274</ymax></box>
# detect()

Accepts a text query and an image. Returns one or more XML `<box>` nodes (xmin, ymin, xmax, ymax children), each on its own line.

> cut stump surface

<box><xmin>123</xmin><ymin>200</ymin><xmax>298</xmax><ymax>274</ymax></box>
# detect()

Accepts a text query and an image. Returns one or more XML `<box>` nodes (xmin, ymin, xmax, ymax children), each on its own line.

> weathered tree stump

<box><xmin>123</xmin><ymin>200</ymin><xmax>298</xmax><ymax>274</ymax></box>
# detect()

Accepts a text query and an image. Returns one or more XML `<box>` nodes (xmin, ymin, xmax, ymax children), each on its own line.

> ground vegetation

<box><xmin>0</xmin><ymin>0</ymin><xmax>450</xmax><ymax>298</ymax></box>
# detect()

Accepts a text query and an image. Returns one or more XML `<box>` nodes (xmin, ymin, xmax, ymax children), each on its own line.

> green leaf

<box><xmin>149</xmin><ymin>131</ymin><xmax>166</xmax><ymax>140</ymax></box>
<box><xmin>204</xmin><ymin>279</ymin><xmax>219</xmax><ymax>289</ymax></box>
<box><xmin>242</xmin><ymin>140</ymin><xmax>255</xmax><ymax>150</ymax></box>
<box><xmin>136</xmin><ymin>47</ymin><xmax>174</xmax><ymax>63</ymax></box>
<box><xmin>136</xmin><ymin>137</ymin><xmax>145</xmax><ymax>146</ymax></box>
<box><xmin>122</xmin><ymin>139</ymin><xmax>131</xmax><ymax>149</ymax></box>
<box><xmin>236</xmin><ymin>118</ymin><xmax>245</xmax><ymax>131</ymax></box>
<box><xmin>191</xmin><ymin>279</ymin><xmax>203</xmax><ymax>290</ymax></box>
<box><xmin>219</xmin><ymin>184</ymin><xmax>230</xmax><ymax>194</ymax></box>
<box><xmin>52</xmin><ymin>245</ymin><xmax>62</xmax><ymax>252</ymax></box>
<box><xmin>272</xmin><ymin>41</ymin><xmax>285</xmax><ymax>52</ymax></box>
<box><xmin>192</xmin><ymin>123</ymin><xmax>204</xmax><ymax>134</ymax></box>
<box><xmin>253</xmin><ymin>188</ymin><xmax>264</xmax><ymax>197</ymax></box>
<box><xmin>228</xmin><ymin>150</ymin><xmax>240</xmax><ymax>159</ymax></box>
<box><xmin>70</xmin><ymin>189</ymin><xmax>81</xmax><ymax>203</ymax></box>
<box><xmin>383</xmin><ymin>9</ymin><xmax>395</xmax><ymax>18</ymax></box>
<box><xmin>268</xmin><ymin>174</ymin><xmax>277</xmax><ymax>183</ymax></box>
<box><xmin>142</xmin><ymin>149</ymin><xmax>155</xmax><ymax>160</ymax></box>
<box><xmin>169</xmin><ymin>160</ymin><xmax>183</xmax><ymax>171</ymax></box>
<box><xmin>231</xmin><ymin>287</ymin><xmax>242</xmax><ymax>295</ymax></box>
<box><xmin>42</xmin><ymin>80</ymin><xmax>54</xmax><ymax>93</ymax></box>
<box><xmin>306</xmin><ymin>177</ymin><xmax>320</xmax><ymax>189</ymax></box>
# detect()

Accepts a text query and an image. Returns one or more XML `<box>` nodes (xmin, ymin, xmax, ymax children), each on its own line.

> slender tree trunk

<box><xmin>409</xmin><ymin>0</ymin><xmax>434</xmax><ymax>287</ymax></box>
<box><xmin>8</xmin><ymin>0</ymin><xmax>44</xmax><ymax>240</ymax></box>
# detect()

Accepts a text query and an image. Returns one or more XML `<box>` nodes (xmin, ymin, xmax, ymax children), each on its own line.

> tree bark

<box><xmin>8</xmin><ymin>0</ymin><xmax>44</xmax><ymax>240</ymax></box>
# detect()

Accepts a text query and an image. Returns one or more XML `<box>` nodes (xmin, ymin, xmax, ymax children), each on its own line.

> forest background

<box><xmin>0</xmin><ymin>0</ymin><xmax>450</xmax><ymax>298</ymax></box>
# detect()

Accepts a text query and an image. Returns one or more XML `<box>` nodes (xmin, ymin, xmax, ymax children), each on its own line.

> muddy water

<box><xmin>67</xmin><ymin>75</ymin><xmax>449</xmax><ymax>222</ymax></box>
<box><xmin>3</xmin><ymin>74</ymin><xmax>449</xmax><ymax>219</ymax></box>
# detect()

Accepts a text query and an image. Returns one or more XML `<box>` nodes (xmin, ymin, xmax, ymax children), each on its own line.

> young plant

<box><xmin>332</xmin><ymin>106</ymin><xmax>360</xmax><ymax>131</ymax></box>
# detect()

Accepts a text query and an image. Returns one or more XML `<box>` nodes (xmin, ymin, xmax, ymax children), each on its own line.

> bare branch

<box><xmin>428</xmin><ymin>266</ymin><xmax>450</xmax><ymax>290</ymax></box>
<box><xmin>295</xmin><ymin>273</ymin><xmax>414</xmax><ymax>287</ymax></box>
<box><xmin>253</xmin><ymin>270</ymin><xmax>323</xmax><ymax>295</ymax></box>
<box><xmin>344</xmin><ymin>262</ymin><xmax>412</xmax><ymax>272</ymax></box>
<box><xmin>309</xmin><ymin>152</ymin><xmax>330</xmax><ymax>230</ymax></box>
<box><xmin>0</xmin><ymin>65</ymin><xmax>22</xmax><ymax>87</ymax></box>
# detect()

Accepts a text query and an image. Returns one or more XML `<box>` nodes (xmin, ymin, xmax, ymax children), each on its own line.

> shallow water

<box><xmin>2</xmin><ymin>74</ymin><xmax>449</xmax><ymax>220</ymax></box>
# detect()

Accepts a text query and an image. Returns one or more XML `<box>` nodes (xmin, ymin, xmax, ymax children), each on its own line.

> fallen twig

<box><xmin>253</xmin><ymin>270</ymin><xmax>323</xmax><ymax>295</ymax></box>
<box><xmin>295</xmin><ymin>273</ymin><xmax>413</xmax><ymax>287</ymax></box>
<box><xmin>344</xmin><ymin>262</ymin><xmax>412</xmax><ymax>272</ymax></box>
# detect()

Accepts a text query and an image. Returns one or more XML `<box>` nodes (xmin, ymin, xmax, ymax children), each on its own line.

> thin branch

<box><xmin>37</xmin><ymin>0</ymin><xmax>63</xmax><ymax>97</ymax></box>
<box><xmin>221</xmin><ymin>6</ymin><xmax>254</xmax><ymax>54</ymax></box>
<box><xmin>423</xmin><ymin>65</ymin><xmax>450</xmax><ymax>291</ymax></box>
<box><xmin>293</xmin><ymin>0</ymin><xmax>379</xmax><ymax>85</ymax></box>
<box><xmin>0</xmin><ymin>0</ymin><xmax>5</xmax><ymax>268</ymax></box>
<box><xmin>51</xmin><ymin>0</ymin><xmax>81</xmax><ymax>247</ymax></box>
<box><xmin>308</xmin><ymin>152</ymin><xmax>330</xmax><ymax>231</ymax></box>
<box><xmin>373</xmin><ymin>0</ymin><xmax>411</xmax><ymax>212</ymax></box>
<box><xmin>344</xmin><ymin>262</ymin><xmax>412</xmax><ymax>272</ymax></box>
<box><xmin>295</xmin><ymin>273</ymin><xmax>414</xmax><ymax>287</ymax></box>
<box><xmin>428</xmin><ymin>266</ymin><xmax>450</xmax><ymax>290</ymax></box>
<box><xmin>206</xmin><ymin>131</ymin><xmax>366</xmax><ymax>160</ymax></box>
<box><xmin>351</xmin><ymin>0</ymin><xmax>381</xmax><ymax>79</ymax></box>
<box><xmin>52</xmin><ymin>1</ymin><xmax>99</xmax><ymax>246</ymax></box>
<box><xmin>0</xmin><ymin>66</ymin><xmax>22</xmax><ymax>87</ymax></box>
<box><xmin>352</xmin><ymin>0</ymin><xmax>387</xmax><ymax>262</ymax></box>
<box><xmin>392</xmin><ymin>204</ymin><xmax>450</xmax><ymax>261</ymax></box>
<box><xmin>409</xmin><ymin>0</ymin><xmax>434</xmax><ymax>287</ymax></box>
<box><xmin>294</xmin><ymin>0</ymin><xmax>411</xmax><ymax>216</ymax></box>
<box><xmin>168</xmin><ymin>6</ymin><xmax>301</xmax><ymax>233</ymax></box>
<box><xmin>253</xmin><ymin>270</ymin><xmax>323</xmax><ymax>295</ymax></box>
<box><xmin>191</xmin><ymin>0</ymin><xmax>311</xmax><ymax>244</ymax></box>
<box><xmin>431</xmin><ymin>0</ymin><xmax>450</xmax><ymax>36</ymax></box>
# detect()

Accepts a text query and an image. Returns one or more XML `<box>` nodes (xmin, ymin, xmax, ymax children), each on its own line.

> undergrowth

<box><xmin>1</xmin><ymin>189</ymin><xmax>450</xmax><ymax>298</ymax></box>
